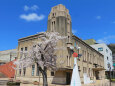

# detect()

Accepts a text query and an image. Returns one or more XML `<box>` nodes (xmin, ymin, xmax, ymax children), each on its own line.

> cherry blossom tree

<box><xmin>14</xmin><ymin>32</ymin><xmax>67</xmax><ymax>86</ymax></box>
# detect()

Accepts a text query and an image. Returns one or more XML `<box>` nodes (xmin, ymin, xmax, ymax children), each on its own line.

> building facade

<box><xmin>108</xmin><ymin>44</ymin><xmax>115</xmax><ymax>78</ymax></box>
<box><xmin>113</xmin><ymin>54</ymin><xmax>115</xmax><ymax>70</ymax></box>
<box><xmin>0</xmin><ymin>49</ymin><xmax>17</xmax><ymax>65</ymax></box>
<box><xmin>15</xmin><ymin>4</ymin><xmax>105</xmax><ymax>85</ymax></box>
<box><xmin>90</xmin><ymin>44</ymin><xmax>113</xmax><ymax>71</ymax></box>
<box><xmin>108</xmin><ymin>44</ymin><xmax>115</xmax><ymax>70</ymax></box>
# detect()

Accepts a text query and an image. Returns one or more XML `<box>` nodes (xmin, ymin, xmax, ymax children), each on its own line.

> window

<box><xmin>67</xmin><ymin>56</ymin><xmax>70</xmax><ymax>66</ymax></box>
<box><xmin>98</xmin><ymin>47</ymin><xmax>103</xmax><ymax>51</ymax></box>
<box><xmin>52</xmin><ymin>22</ymin><xmax>53</xmax><ymax>31</ymax></box>
<box><xmin>85</xmin><ymin>51</ymin><xmax>87</xmax><ymax>61</ymax></box>
<box><xmin>108</xmin><ymin>63</ymin><xmax>110</xmax><ymax>68</ymax></box>
<box><xmin>32</xmin><ymin>65</ymin><xmax>35</xmax><ymax>76</ymax></box>
<box><xmin>19</xmin><ymin>69</ymin><xmax>21</xmax><ymax>76</ymax></box>
<box><xmin>83</xmin><ymin>67</ymin><xmax>85</xmax><ymax>73</ymax></box>
<box><xmin>15</xmin><ymin>57</ymin><xmax>17</xmax><ymax>60</ymax></box>
<box><xmin>93</xmin><ymin>55</ymin><xmax>95</xmax><ymax>63</ymax></box>
<box><xmin>106</xmin><ymin>49</ymin><xmax>108</xmax><ymax>53</ymax></box>
<box><xmin>90</xmin><ymin>54</ymin><xmax>92</xmax><ymax>63</ymax></box>
<box><xmin>113</xmin><ymin>56</ymin><xmax>115</xmax><ymax>60</ymax></box>
<box><xmin>90</xmin><ymin>69</ymin><xmax>92</xmax><ymax>77</ymax></box>
<box><xmin>67</xmin><ymin>56</ymin><xmax>69</xmax><ymax>66</ymax></box>
<box><xmin>36</xmin><ymin>64</ymin><xmax>39</xmax><ymax>76</ymax></box>
<box><xmin>78</xmin><ymin>66</ymin><xmax>80</xmax><ymax>75</ymax></box>
<box><xmin>21</xmin><ymin>48</ymin><xmax>23</xmax><ymax>51</ymax></box>
<box><xmin>107</xmin><ymin>57</ymin><xmax>108</xmax><ymax>60</ymax></box>
<box><xmin>23</xmin><ymin>67</ymin><xmax>26</xmax><ymax>76</ymax></box>
<box><xmin>25</xmin><ymin>47</ymin><xmax>27</xmax><ymax>51</ymax></box>
<box><xmin>51</xmin><ymin>71</ymin><xmax>54</xmax><ymax>76</ymax></box>
<box><xmin>78</xmin><ymin>66</ymin><xmax>80</xmax><ymax>70</ymax></box>
<box><xmin>83</xmin><ymin>67</ymin><xmax>86</xmax><ymax>73</ymax></box>
<box><xmin>68</xmin><ymin>36</ymin><xmax>70</xmax><ymax>42</ymax></box>
<box><xmin>82</xmin><ymin>50</ymin><xmax>85</xmax><ymax>61</ymax></box>
<box><xmin>110</xmin><ymin>53</ymin><xmax>112</xmax><ymax>56</ymax></box>
<box><xmin>74</xmin><ymin>41</ymin><xmax>77</xmax><ymax>47</ymax></box>
<box><xmin>52</xmin><ymin>13</ymin><xmax>54</xmax><ymax>17</ymax></box>
<box><xmin>87</xmin><ymin>53</ymin><xmax>89</xmax><ymax>62</ymax></box>
<box><xmin>89</xmin><ymin>68</ymin><xmax>90</xmax><ymax>77</ymax></box>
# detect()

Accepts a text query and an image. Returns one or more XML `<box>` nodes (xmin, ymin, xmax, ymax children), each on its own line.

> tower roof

<box><xmin>48</xmin><ymin>4</ymin><xmax>71</xmax><ymax>20</ymax></box>
<box><xmin>51</xmin><ymin>4</ymin><xmax>69</xmax><ymax>13</ymax></box>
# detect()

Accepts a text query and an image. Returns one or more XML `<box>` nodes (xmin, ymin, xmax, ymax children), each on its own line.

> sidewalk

<box><xmin>19</xmin><ymin>79</ymin><xmax>110</xmax><ymax>86</ymax></box>
<box><xmin>0</xmin><ymin>78</ymin><xmax>9</xmax><ymax>80</ymax></box>
<box><xmin>112</xmin><ymin>82</ymin><xmax>115</xmax><ymax>86</ymax></box>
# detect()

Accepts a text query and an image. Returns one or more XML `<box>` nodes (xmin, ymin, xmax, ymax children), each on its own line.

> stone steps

<box><xmin>0</xmin><ymin>80</ymin><xmax>8</xmax><ymax>85</ymax></box>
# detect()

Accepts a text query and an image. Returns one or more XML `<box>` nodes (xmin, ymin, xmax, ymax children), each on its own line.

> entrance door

<box><xmin>66</xmin><ymin>72</ymin><xmax>71</xmax><ymax>85</ymax></box>
<box><xmin>95</xmin><ymin>71</ymin><xmax>99</xmax><ymax>80</ymax></box>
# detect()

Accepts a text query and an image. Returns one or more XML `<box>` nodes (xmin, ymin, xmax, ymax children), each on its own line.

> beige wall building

<box><xmin>0</xmin><ymin>49</ymin><xmax>17</xmax><ymax>65</ymax></box>
<box><xmin>15</xmin><ymin>4</ymin><xmax>106</xmax><ymax>85</ymax></box>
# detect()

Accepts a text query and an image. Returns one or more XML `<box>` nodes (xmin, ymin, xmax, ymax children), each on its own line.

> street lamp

<box><xmin>76</xmin><ymin>45</ymin><xmax>82</xmax><ymax>60</ymax></box>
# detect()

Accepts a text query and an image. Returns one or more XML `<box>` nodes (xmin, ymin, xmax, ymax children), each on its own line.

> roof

<box><xmin>72</xmin><ymin>35</ymin><xmax>103</xmax><ymax>56</ymax></box>
<box><xmin>92</xmin><ymin>68</ymin><xmax>105</xmax><ymax>71</ymax></box>
<box><xmin>18</xmin><ymin>33</ymin><xmax>103</xmax><ymax>56</ymax></box>
<box><xmin>18</xmin><ymin>33</ymin><xmax>45</xmax><ymax>42</ymax></box>
<box><xmin>0</xmin><ymin>49</ymin><xmax>17</xmax><ymax>53</ymax></box>
<box><xmin>83</xmin><ymin>39</ymin><xmax>96</xmax><ymax>45</ymax></box>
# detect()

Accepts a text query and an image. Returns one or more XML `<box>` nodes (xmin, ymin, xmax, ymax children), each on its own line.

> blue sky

<box><xmin>0</xmin><ymin>0</ymin><xmax>115</xmax><ymax>51</ymax></box>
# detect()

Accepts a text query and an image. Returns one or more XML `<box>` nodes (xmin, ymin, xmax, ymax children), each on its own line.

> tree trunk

<box><xmin>39</xmin><ymin>66</ymin><xmax>48</xmax><ymax>86</ymax></box>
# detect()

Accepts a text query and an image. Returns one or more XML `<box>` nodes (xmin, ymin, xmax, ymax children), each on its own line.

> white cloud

<box><xmin>96</xmin><ymin>16</ymin><xmax>101</xmax><ymax>20</ymax></box>
<box><xmin>97</xmin><ymin>35</ymin><xmax>115</xmax><ymax>44</ymax></box>
<box><xmin>72</xmin><ymin>29</ymin><xmax>77</xmax><ymax>34</ymax></box>
<box><xmin>31</xmin><ymin>5</ymin><xmax>39</xmax><ymax>11</ymax></box>
<box><xmin>24</xmin><ymin>5</ymin><xmax>39</xmax><ymax>11</ymax></box>
<box><xmin>97</xmin><ymin>39</ymin><xmax>107</xmax><ymax>44</ymax></box>
<box><xmin>20</xmin><ymin>13</ymin><xmax>45</xmax><ymax>21</ymax></box>
<box><xmin>24</xmin><ymin>5</ymin><xmax>29</xmax><ymax>11</ymax></box>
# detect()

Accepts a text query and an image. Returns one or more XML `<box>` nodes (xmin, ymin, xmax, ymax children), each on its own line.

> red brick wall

<box><xmin>0</xmin><ymin>60</ymin><xmax>16</xmax><ymax>78</ymax></box>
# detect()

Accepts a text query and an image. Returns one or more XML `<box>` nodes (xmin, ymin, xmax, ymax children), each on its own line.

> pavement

<box><xmin>0</xmin><ymin>80</ymin><xmax>8</xmax><ymax>86</ymax></box>
<box><xmin>0</xmin><ymin>78</ymin><xmax>115</xmax><ymax>86</ymax></box>
<box><xmin>112</xmin><ymin>82</ymin><xmax>115</xmax><ymax>86</ymax></box>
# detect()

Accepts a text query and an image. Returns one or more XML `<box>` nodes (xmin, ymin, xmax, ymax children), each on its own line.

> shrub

<box><xmin>7</xmin><ymin>81</ymin><xmax>20</xmax><ymax>85</ymax></box>
<box><xmin>111</xmin><ymin>79</ymin><xmax>115</xmax><ymax>82</ymax></box>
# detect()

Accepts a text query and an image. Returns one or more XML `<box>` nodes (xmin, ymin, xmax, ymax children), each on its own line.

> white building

<box><xmin>91</xmin><ymin>43</ymin><xmax>113</xmax><ymax>71</ymax></box>
<box><xmin>0</xmin><ymin>49</ymin><xmax>17</xmax><ymax>65</ymax></box>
